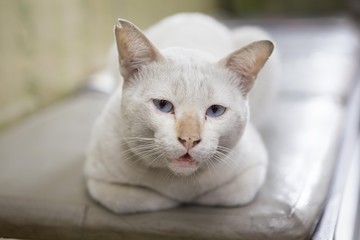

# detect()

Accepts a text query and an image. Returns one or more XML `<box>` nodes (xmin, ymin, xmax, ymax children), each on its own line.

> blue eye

<box><xmin>153</xmin><ymin>99</ymin><xmax>174</xmax><ymax>113</ymax></box>
<box><xmin>206</xmin><ymin>105</ymin><xmax>226</xmax><ymax>117</ymax></box>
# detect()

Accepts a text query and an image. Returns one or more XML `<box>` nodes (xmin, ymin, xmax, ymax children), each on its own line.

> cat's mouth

<box><xmin>170</xmin><ymin>153</ymin><xmax>198</xmax><ymax>167</ymax></box>
<box><xmin>167</xmin><ymin>153</ymin><xmax>199</xmax><ymax>176</ymax></box>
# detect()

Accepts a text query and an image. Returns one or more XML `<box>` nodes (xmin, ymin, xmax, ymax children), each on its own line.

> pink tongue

<box><xmin>176</xmin><ymin>154</ymin><xmax>195</xmax><ymax>165</ymax></box>
<box><xmin>179</xmin><ymin>157</ymin><xmax>192</xmax><ymax>162</ymax></box>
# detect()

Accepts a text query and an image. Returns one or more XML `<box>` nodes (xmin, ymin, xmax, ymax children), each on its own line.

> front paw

<box><xmin>87</xmin><ymin>178</ymin><xmax>179</xmax><ymax>214</ymax></box>
<box><xmin>193</xmin><ymin>188</ymin><xmax>257</xmax><ymax>207</ymax></box>
<box><xmin>193</xmin><ymin>165</ymin><xmax>266</xmax><ymax>207</ymax></box>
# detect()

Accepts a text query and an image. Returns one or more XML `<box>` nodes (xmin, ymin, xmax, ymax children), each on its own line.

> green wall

<box><xmin>0</xmin><ymin>0</ymin><xmax>346</xmax><ymax>130</ymax></box>
<box><xmin>0</xmin><ymin>0</ymin><xmax>218</xmax><ymax>130</ymax></box>
<box><xmin>220</xmin><ymin>0</ymin><xmax>345</xmax><ymax>17</ymax></box>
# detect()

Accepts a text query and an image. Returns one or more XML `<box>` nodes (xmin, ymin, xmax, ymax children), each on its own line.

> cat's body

<box><xmin>85</xmin><ymin>13</ymin><xmax>280</xmax><ymax>214</ymax></box>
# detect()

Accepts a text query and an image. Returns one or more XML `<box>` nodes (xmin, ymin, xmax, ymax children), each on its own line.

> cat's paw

<box><xmin>87</xmin><ymin>178</ymin><xmax>179</xmax><ymax>214</ymax></box>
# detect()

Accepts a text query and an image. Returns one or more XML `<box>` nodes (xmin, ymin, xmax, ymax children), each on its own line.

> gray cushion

<box><xmin>0</xmin><ymin>18</ymin><xmax>358</xmax><ymax>240</ymax></box>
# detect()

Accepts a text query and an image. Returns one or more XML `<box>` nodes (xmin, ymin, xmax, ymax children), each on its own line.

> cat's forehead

<box><xmin>139</xmin><ymin>53</ymin><xmax>241</xmax><ymax>105</ymax></box>
<box><xmin>156</xmin><ymin>47</ymin><xmax>227</xmax><ymax>88</ymax></box>
<box><xmin>162</xmin><ymin>47</ymin><xmax>216</xmax><ymax>63</ymax></box>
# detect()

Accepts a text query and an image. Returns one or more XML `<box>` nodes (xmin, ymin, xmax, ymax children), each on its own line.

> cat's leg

<box><xmin>193</xmin><ymin>164</ymin><xmax>266</xmax><ymax>206</ymax></box>
<box><xmin>87</xmin><ymin>178</ymin><xmax>179</xmax><ymax>214</ymax></box>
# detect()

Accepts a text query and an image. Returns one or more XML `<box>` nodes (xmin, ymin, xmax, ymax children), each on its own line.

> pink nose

<box><xmin>177</xmin><ymin>136</ymin><xmax>201</xmax><ymax>150</ymax></box>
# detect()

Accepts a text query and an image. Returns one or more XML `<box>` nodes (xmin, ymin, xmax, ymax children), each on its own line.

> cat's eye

<box><xmin>153</xmin><ymin>99</ymin><xmax>174</xmax><ymax>113</ymax></box>
<box><xmin>206</xmin><ymin>105</ymin><xmax>226</xmax><ymax>118</ymax></box>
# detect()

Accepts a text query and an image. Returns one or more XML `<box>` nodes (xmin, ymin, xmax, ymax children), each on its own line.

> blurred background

<box><xmin>0</xmin><ymin>0</ymin><xmax>358</xmax><ymax>130</ymax></box>
<box><xmin>0</xmin><ymin>2</ymin><xmax>359</xmax><ymax>240</ymax></box>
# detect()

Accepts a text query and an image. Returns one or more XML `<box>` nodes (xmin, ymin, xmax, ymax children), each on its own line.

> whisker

<box><xmin>147</xmin><ymin>151</ymin><xmax>166</xmax><ymax>167</ymax></box>
<box><xmin>120</xmin><ymin>145</ymin><xmax>161</xmax><ymax>165</ymax></box>
<box><xmin>161</xmin><ymin>170</ymin><xmax>175</xmax><ymax>186</ymax></box>
<box><xmin>204</xmin><ymin>157</ymin><xmax>217</xmax><ymax>177</ymax></box>
<box><xmin>210</xmin><ymin>147</ymin><xmax>235</xmax><ymax>169</ymax></box>
<box><xmin>122</xmin><ymin>137</ymin><xmax>155</xmax><ymax>142</ymax></box>
<box><xmin>189</xmin><ymin>170</ymin><xmax>201</xmax><ymax>191</ymax></box>
<box><xmin>117</xmin><ymin>137</ymin><xmax>155</xmax><ymax>148</ymax></box>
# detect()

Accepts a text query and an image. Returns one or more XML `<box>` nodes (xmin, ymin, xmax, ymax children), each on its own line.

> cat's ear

<box><xmin>219</xmin><ymin>40</ymin><xmax>274</xmax><ymax>94</ymax></box>
<box><xmin>114</xmin><ymin>19</ymin><xmax>164</xmax><ymax>79</ymax></box>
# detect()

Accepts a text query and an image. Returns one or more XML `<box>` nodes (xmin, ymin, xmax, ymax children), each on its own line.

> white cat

<box><xmin>85</xmin><ymin>13</ymin><xmax>280</xmax><ymax>214</ymax></box>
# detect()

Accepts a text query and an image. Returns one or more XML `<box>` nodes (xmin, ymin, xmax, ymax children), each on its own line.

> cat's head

<box><xmin>115</xmin><ymin>19</ymin><xmax>273</xmax><ymax>176</ymax></box>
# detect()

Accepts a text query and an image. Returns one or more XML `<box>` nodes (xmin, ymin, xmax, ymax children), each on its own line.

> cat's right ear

<box><xmin>219</xmin><ymin>40</ymin><xmax>274</xmax><ymax>95</ymax></box>
<box><xmin>114</xmin><ymin>19</ymin><xmax>164</xmax><ymax>79</ymax></box>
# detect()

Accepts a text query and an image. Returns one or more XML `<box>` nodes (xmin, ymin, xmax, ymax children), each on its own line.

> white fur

<box><xmin>85</xmin><ymin>13</ymin><xmax>280</xmax><ymax>214</ymax></box>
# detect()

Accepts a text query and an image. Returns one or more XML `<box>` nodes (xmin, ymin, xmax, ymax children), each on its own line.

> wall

<box><xmin>220</xmin><ymin>0</ymin><xmax>345</xmax><ymax>17</ymax></box>
<box><xmin>0</xmin><ymin>0</ymin><xmax>218</xmax><ymax>130</ymax></box>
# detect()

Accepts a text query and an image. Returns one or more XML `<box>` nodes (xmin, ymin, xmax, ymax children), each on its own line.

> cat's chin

<box><xmin>167</xmin><ymin>154</ymin><xmax>199</xmax><ymax>176</ymax></box>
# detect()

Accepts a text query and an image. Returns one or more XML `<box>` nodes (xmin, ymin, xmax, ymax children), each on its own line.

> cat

<box><xmin>85</xmin><ymin>13</ymin><xmax>280</xmax><ymax>214</ymax></box>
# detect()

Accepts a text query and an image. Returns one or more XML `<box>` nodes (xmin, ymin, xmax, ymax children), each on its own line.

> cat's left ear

<box><xmin>114</xmin><ymin>19</ymin><xmax>164</xmax><ymax>79</ymax></box>
<box><xmin>219</xmin><ymin>40</ymin><xmax>274</xmax><ymax>95</ymax></box>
